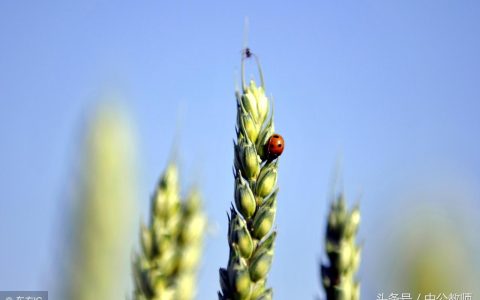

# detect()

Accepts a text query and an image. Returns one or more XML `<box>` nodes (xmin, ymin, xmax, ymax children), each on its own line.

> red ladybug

<box><xmin>267</xmin><ymin>134</ymin><xmax>284</xmax><ymax>159</ymax></box>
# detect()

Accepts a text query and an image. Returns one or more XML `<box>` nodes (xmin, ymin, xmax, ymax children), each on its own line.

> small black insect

<box><xmin>243</xmin><ymin>47</ymin><xmax>252</xmax><ymax>59</ymax></box>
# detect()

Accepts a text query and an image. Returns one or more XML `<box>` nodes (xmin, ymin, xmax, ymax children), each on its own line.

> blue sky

<box><xmin>1</xmin><ymin>1</ymin><xmax>480</xmax><ymax>299</ymax></box>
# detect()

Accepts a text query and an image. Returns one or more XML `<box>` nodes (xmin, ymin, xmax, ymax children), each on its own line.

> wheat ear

<box><xmin>219</xmin><ymin>51</ymin><xmax>280</xmax><ymax>300</ymax></box>
<box><xmin>321</xmin><ymin>194</ymin><xmax>361</xmax><ymax>300</ymax></box>
<box><xmin>133</xmin><ymin>162</ymin><xmax>206</xmax><ymax>300</ymax></box>
<box><xmin>64</xmin><ymin>104</ymin><xmax>137</xmax><ymax>300</ymax></box>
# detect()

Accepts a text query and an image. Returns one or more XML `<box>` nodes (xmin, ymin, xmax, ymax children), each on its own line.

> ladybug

<box><xmin>266</xmin><ymin>134</ymin><xmax>285</xmax><ymax>159</ymax></box>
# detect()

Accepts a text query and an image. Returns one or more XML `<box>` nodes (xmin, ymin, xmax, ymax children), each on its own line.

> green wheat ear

<box><xmin>218</xmin><ymin>50</ymin><xmax>281</xmax><ymax>300</ymax></box>
<box><xmin>321</xmin><ymin>194</ymin><xmax>361</xmax><ymax>300</ymax></box>
<box><xmin>133</xmin><ymin>162</ymin><xmax>207</xmax><ymax>300</ymax></box>
<box><xmin>63</xmin><ymin>104</ymin><xmax>138</xmax><ymax>300</ymax></box>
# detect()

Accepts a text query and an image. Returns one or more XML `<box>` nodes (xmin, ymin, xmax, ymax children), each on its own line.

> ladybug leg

<box><xmin>265</xmin><ymin>154</ymin><xmax>279</xmax><ymax>164</ymax></box>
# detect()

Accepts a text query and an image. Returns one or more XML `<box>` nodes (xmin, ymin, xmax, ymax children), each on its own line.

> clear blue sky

<box><xmin>1</xmin><ymin>1</ymin><xmax>480</xmax><ymax>299</ymax></box>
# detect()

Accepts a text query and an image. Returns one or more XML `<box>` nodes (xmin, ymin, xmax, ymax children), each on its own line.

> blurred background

<box><xmin>1</xmin><ymin>1</ymin><xmax>479</xmax><ymax>299</ymax></box>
